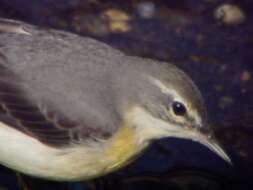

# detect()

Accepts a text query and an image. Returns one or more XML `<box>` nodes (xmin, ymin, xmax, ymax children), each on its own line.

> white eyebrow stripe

<box><xmin>146</xmin><ymin>76</ymin><xmax>184</xmax><ymax>102</ymax></box>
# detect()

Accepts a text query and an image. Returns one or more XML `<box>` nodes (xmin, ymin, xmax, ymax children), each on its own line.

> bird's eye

<box><xmin>172</xmin><ymin>101</ymin><xmax>186</xmax><ymax>116</ymax></box>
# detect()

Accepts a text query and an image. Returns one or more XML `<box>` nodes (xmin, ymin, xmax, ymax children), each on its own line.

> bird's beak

<box><xmin>184</xmin><ymin>129</ymin><xmax>232</xmax><ymax>164</ymax></box>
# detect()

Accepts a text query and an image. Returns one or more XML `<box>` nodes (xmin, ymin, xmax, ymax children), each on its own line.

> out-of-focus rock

<box><xmin>72</xmin><ymin>14</ymin><xmax>110</xmax><ymax>36</ymax></box>
<box><xmin>214</xmin><ymin>4</ymin><xmax>246</xmax><ymax>25</ymax></box>
<box><xmin>218</xmin><ymin>96</ymin><xmax>234</xmax><ymax>109</ymax></box>
<box><xmin>136</xmin><ymin>1</ymin><xmax>156</xmax><ymax>19</ymax></box>
<box><xmin>102</xmin><ymin>9</ymin><xmax>131</xmax><ymax>33</ymax></box>
<box><xmin>240</xmin><ymin>70</ymin><xmax>251</xmax><ymax>82</ymax></box>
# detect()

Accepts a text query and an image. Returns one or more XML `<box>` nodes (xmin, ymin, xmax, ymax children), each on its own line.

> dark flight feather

<box><xmin>0</xmin><ymin>65</ymin><xmax>74</xmax><ymax>147</ymax></box>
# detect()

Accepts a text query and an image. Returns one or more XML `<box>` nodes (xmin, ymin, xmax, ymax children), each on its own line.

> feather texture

<box><xmin>0</xmin><ymin>19</ymin><xmax>129</xmax><ymax>148</ymax></box>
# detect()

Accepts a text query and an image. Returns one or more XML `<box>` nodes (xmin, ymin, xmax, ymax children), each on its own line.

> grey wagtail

<box><xmin>0</xmin><ymin>18</ymin><xmax>230</xmax><ymax>181</ymax></box>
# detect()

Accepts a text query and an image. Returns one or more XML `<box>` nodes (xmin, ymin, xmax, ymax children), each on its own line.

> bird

<box><xmin>0</xmin><ymin>18</ymin><xmax>230</xmax><ymax>182</ymax></box>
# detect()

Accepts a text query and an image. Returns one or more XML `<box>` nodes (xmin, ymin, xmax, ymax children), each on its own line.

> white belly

<box><xmin>0</xmin><ymin>122</ymin><xmax>111</xmax><ymax>181</ymax></box>
<box><xmin>0</xmin><ymin>122</ymin><xmax>62</xmax><ymax>178</ymax></box>
<box><xmin>0</xmin><ymin>121</ymin><xmax>149</xmax><ymax>181</ymax></box>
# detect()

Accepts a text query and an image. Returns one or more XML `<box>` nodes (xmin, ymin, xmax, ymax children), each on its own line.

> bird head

<box><xmin>116</xmin><ymin>60</ymin><xmax>231</xmax><ymax>164</ymax></box>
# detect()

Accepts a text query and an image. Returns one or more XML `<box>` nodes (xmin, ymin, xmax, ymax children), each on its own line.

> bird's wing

<box><xmin>0</xmin><ymin>19</ymin><xmax>117</xmax><ymax>147</ymax></box>
<box><xmin>0</xmin><ymin>62</ymin><xmax>114</xmax><ymax>148</ymax></box>
<box><xmin>0</xmin><ymin>65</ymin><xmax>72</xmax><ymax>147</ymax></box>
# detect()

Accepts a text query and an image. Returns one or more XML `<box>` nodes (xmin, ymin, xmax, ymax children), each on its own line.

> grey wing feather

<box><xmin>0</xmin><ymin>19</ymin><xmax>121</xmax><ymax>147</ymax></box>
<box><xmin>0</xmin><ymin>64</ymin><xmax>73</xmax><ymax>147</ymax></box>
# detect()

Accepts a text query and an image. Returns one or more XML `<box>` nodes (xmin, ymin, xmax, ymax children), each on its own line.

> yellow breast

<box><xmin>104</xmin><ymin>125</ymin><xmax>143</xmax><ymax>172</ymax></box>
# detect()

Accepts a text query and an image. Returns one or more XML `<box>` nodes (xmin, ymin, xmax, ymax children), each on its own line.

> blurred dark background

<box><xmin>0</xmin><ymin>0</ymin><xmax>252</xmax><ymax>189</ymax></box>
